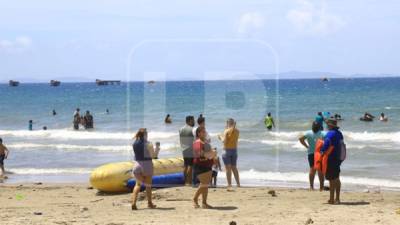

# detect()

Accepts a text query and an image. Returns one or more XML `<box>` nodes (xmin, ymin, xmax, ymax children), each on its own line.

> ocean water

<box><xmin>0</xmin><ymin>78</ymin><xmax>400</xmax><ymax>190</ymax></box>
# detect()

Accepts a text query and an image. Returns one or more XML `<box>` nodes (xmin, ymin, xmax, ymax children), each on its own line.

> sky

<box><xmin>0</xmin><ymin>0</ymin><xmax>399</xmax><ymax>81</ymax></box>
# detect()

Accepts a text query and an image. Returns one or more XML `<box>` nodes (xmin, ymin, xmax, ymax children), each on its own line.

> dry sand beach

<box><xmin>1</xmin><ymin>183</ymin><xmax>399</xmax><ymax>225</ymax></box>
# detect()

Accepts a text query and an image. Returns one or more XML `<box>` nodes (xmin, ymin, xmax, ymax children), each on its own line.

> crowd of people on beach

<box><xmin>129</xmin><ymin>110</ymin><xmax>353</xmax><ymax>210</ymax></box>
<box><xmin>0</xmin><ymin>107</ymin><xmax>391</xmax><ymax>208</ymax></box>
<box><xmin>130</xmin><ymin>115</ymin><xmax>240</xmax><ymax>210</ymax></box>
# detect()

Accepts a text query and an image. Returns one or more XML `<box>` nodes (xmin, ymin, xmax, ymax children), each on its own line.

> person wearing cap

<box><xmin>218</xmin><ymin>118</ymin><xmax>240</xmax><ymax>189</ymax></box>
<box><xmin>320</xmin><ymin>117</ymin><xmax>344</xmax><ymax>204</ymax></box>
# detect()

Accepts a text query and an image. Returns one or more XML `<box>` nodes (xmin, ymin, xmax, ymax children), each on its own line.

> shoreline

<box><xmin>1</xmin><ymin>183</ymin><xmax>399</xmax><ymax>225</ymax></box>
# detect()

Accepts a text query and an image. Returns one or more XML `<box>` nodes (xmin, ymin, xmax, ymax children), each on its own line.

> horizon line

<box><xmin>1</xmin><ymin>75</ymin><xmax>400</xmax><ymax>84</ymax></box>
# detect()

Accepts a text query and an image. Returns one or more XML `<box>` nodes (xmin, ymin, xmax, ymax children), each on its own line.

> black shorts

<box><xmin>184</xmin><ymin>157</ymin><xmax>193</xmax><ymax>166</ymax></box>
<box><xmin>308</xmin><ymin>154</ymin><xmax>314</xmax><ymax>168</ymax></box>
<box><xmin>325</xmin><ymin>162</ymin><xmax>340</xmax><ymax>180</ymax></box>
<box><xmin>193</xmin><ymin>164</ymin><xmax>212</xmax><ymax>178</ymax></box>
<box><xmin>0</xmin><ymin>155</ymin><xmax>4</xmax><ymax>166</ymax></box>
<box><xmin>182</xmin><ymin>148</ymin><xmax>193</xmax><ymax>166</ymax></box>
<box><xmin>212</xmin><ymin>171</ymin><xmax>218</xmax><ymax>177</ymax></box>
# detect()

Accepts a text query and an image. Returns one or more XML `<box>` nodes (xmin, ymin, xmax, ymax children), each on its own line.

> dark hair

<box><xmin>197</xmin><ymin>115</ymin><xmax>205</xmax><ymax>125</ymax></box>
<box><xmin>0</xmin><ymin>138</ymin><xmax>2</xmax><ymax>143</ymax></box>
<box><xmin>29</xmin><ymin>120</ymin><xmax>33</xmax><ymax>123</ymax></box>
<box><xmin>267</xmin><ymin>112</ymin><xmax>271</xmax><ymax>116</ymax></box>
<box><xmin>135</xmin><ymin>128</ymin><xmax>147</xmax><ymax>140</ymax></box>
<box><xmin>155</xmin><ymin>142</ymin><xmax>160</xmax><ymax>146</ymax></box>
<box><xmin>196</xmin><ymin>126</ymin><xmax>205</xmax><ymax>138</ymax></box>
<box><xmin>312</xmin><ymin>121</ymin><xmax>321</xmax><ymax>133</ymax></box>
<box><xmin>185</xmin><ymin>115</ymin><xmax>194</xmax><ymax>124</ymax></box>
<box><xmin>318</xmin><ymin>112</ymin><xmax>322</xmax><ymax>116</ymax></box>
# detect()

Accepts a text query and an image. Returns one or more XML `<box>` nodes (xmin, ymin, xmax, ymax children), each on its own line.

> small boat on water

<box><xmin>9</xmin><ymin>80</ymin><xmax>19</xmax><ymax>86</ymax></box>
<box><xmin>148</xmin><ymin>80</ymin><xmax>156</xmax><ymax>85</ymax></box>
<box><xmin>96</xmin><ymin>79</ymin><xmax>121</xmax><ymax>86</ymax></box>
<box><xmin>321</xmin><ymin>77</ymin><xmax>329</xmax><ymax>82</ymax></box>
<box><xmin>50</xmin><ymin>80</ymin><xmax>61</xmax><ymax>86</ymax></box>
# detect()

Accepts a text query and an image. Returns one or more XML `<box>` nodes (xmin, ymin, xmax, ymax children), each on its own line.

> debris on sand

<box><xmin>268</xmin><ymin>190</ymin><xmax>277</xmax><ymax>197</ymax></box>
<box><xmin>305</xmin><ymin>218</ymin><xmax>314</xmax><ymax>224</ymax></box>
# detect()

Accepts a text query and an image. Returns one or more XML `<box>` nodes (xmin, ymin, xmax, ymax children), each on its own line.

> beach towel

<box><xmin>314</xmin><ymin>139</ymin><xmax>334</xmax><ymax>175</ymax></box>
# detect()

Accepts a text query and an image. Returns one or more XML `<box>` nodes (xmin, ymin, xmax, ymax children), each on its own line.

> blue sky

<box><xmin>0</xmin><ymin>0</ymin><xmax>399</xmax><ymax>81</ymax></box>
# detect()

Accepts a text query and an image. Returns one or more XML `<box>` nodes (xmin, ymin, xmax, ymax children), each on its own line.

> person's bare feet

<box><xmin>227</xmin><ymin>186</ymin><xmax>234</xmax><ymax>192</ymax></box>
<box><xmin>193</xmin><ymin>200</ymin><xmax>200</xmax><ymax>209</ymax></box>
<box><xmin>334</xmin><ymin>199</ymin><xmax>341</xmax><ymax>205</ymax></box>
<box><xmin>147</xmin><ymin>203</ymin><xmax>157</xmax><ymax>209</ymax></box>
<box><xmin>327</xmin><ymin>199</ymin><xmax>334</xmax><ymax>204</ymax></box>
<box><xmin>131</xmin><ymin>204</ymin><xmax>138</xmax><ymax>210</ymax></box>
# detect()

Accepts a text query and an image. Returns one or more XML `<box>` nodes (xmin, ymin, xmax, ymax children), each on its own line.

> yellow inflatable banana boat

<box><xmin>90</xmin><ymin>157</ymin><xmax>184</xmax><ymax>192</ymax></box>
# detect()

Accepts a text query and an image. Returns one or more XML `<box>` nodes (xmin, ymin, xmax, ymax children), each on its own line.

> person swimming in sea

<box><xmin>83</xmin><ymin>111</ymin><xmax>94</xmax><ymax>129</ymax></box>
<box><xmin>164</xmin><ymin>114</ymin><xmax>172</xmax><ymax>124</ymax></box>
<box><xmin>73</xmin><ymin>108</ymin><xmax>80</xmax><ymax>130</ymax></box>
<box><xmin>28</xmin><ymin>120</ymin><xmax>33</xmax><ymax>131</ymax></box>
<box><xmin>264</xmin><ymin>112</ymin><xmax>275</xmax><ymax>130</ymax></box>
<box><xmin>379</xmin><ymin>113</ymin><xmax>388</xmax><ymax>122</ymax></box>
<box><xmin>334</xmin><ymin>113</ymin><xmax>342</xmax><ymax>120</ymax></box>
<box><xmin>360</xmin><ymin>112</ymin><xmax>374</xmax><ymax>122</ymax></box>
<box><xmin>315</xmin><ymin>112</ymin><xmax>324</xmax><ymax>131</ymax></box>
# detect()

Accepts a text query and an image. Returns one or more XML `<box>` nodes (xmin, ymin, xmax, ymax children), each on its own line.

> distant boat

<box><xmin>50</xmin><ymin>80</ymin><xmax>61</xmax><ymax>86</ymax></box>
<box><xmin>9</xmin><ymin>80</ymin><xmax>19</xmax><ymax>86</ymax></box>
<box><xmin>96</xmin><ymin>79</ymin><xmax>121</xmax><ymax>86</ymax></box>
<box><xmin>148</xmin><ymin>80</ymin><xmax>156</xmax><ymax>84</ymax></box>
<box><xmin>321</xmin><ymin>77</ymin><xmax>329</xmax><ymax>82</ymax></box>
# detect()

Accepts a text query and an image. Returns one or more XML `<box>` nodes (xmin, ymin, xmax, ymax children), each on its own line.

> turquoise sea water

<box><xmin>0</xmin><ymin>78</ymin><xmax>399</xmax><ymax>190</ymax></box>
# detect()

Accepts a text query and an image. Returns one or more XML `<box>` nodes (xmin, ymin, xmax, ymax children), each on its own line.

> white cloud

<box><xmin>237</xmin><ymin>12</ymin><xmax>266</xmax><ymax>36</ymax></box>
<box><xmin>287</xmin><ymin>0</ymin><xmax>345</xmax><ymax>36</ymax></box>
<box><xmin>0</xmin><ymin>36</ymin><xmax>33</xmax><ymax>52</ymax></box>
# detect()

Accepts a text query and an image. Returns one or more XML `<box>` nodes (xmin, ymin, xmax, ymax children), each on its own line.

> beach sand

<box><xmin>0</xmin><ymin>183</ymin><xmax>399</xmax><ymax>225</ymax></box>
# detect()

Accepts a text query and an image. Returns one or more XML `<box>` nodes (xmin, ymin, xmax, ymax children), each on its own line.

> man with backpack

<box><xmin>320</xmin><ymin>117</ymin><xmax>345</xmax><ymax>204</ymax></box>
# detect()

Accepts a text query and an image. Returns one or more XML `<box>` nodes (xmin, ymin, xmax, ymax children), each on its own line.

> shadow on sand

<box><xmin>209</xmin><ymin>206</ymin><xmax>238</xmax><ymax>211</ymax></box>
<box><xmin>337</xmin><ymin>201</ymin><xmax>370</xmax><ymax>206</ymax></box>
<box><xmin>144</xmin><ymin>207</ymin><xmax>176</xmax><ymax>211</ymax></box>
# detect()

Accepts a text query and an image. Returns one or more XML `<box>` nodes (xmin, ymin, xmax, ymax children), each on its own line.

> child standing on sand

<box><xmin>0</xmin><ymin>138</ymin><xmax>9</xmax><ymax>179</ymax></box>
<box><xmin>211</xmin><ymin>156</ymin><xmax>222</xmax><ymax>188</ymax></box>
